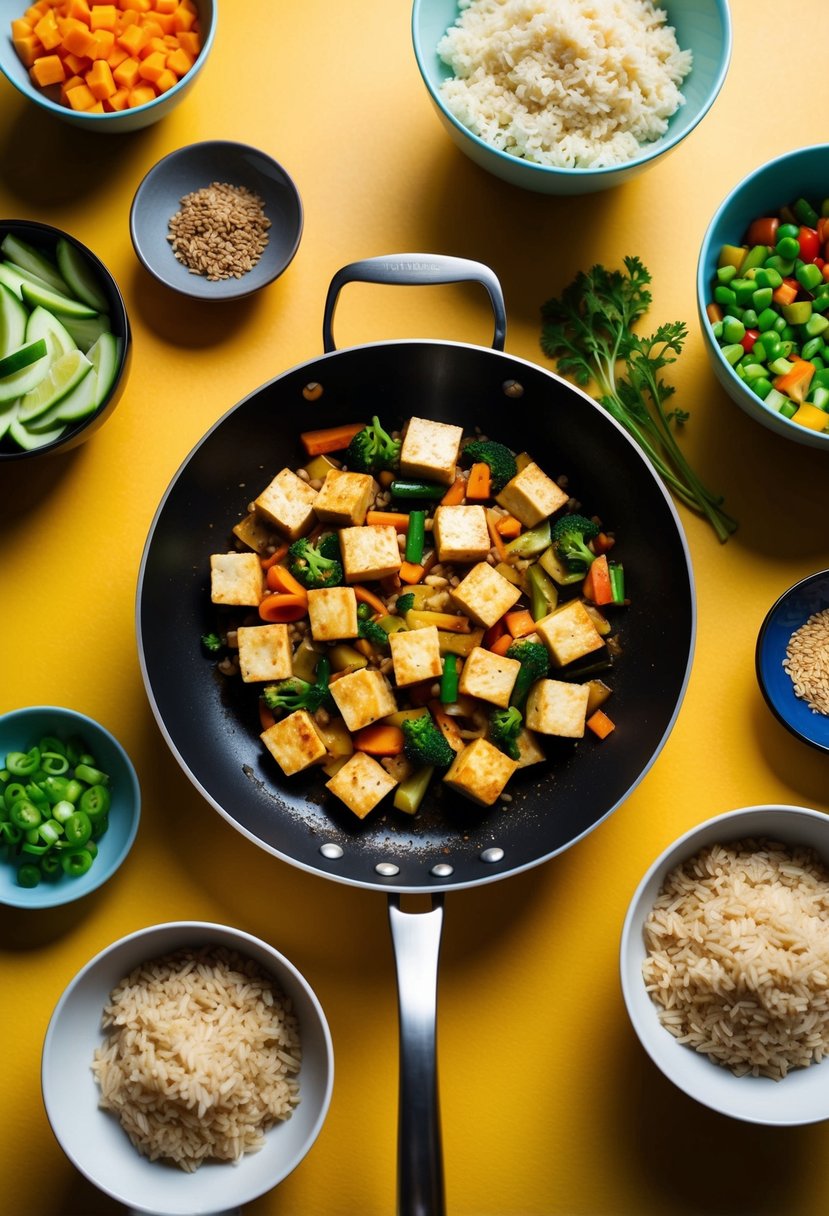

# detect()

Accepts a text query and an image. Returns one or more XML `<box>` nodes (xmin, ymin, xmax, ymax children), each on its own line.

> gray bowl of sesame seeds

<box><xmin>129</xmin><ymin>140</ymin><xmax>303</xmax><ymax>301</ymax></box>
<box><xmin>756</xmin><ymin>569</ymin><xmax>829</xmax><ymax>753</ymax></box>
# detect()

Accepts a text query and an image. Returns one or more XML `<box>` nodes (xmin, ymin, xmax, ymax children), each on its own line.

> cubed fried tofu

<box><xmin>432</xmin><ymin>505</ymin><xmax>491</xmax><ymax>564</ymax></box>
<box><xmin>496</xmin><ymin>461</ymin><xmax>568</xmax><ymax>528</ymax></box>
<box><xmin>443</xmin><ymin>737</ymin><xmax>518</xmax><ymax>806</ymax></box>
<box><xmin>231</xmin><ymin>511</ymin><xmax>280</xmax><ymax>555</ymax></box>
<box><xmin>329</xmin><ymin>667</ymin><xmax>398</xmax><ymax>732</ymax></box>
<box><xmin>525</xmin><ymin>679</ymin><xmax>590</xmax><ymax>738</ymax></box>
<box><xmin>307</xmin><ymin>586</ymin><xmax>359</xmax><ymax>642</ymax></box>
<box><xmin>399</xmin><ymin>416</ymin><xmax>464</xmax><ymax>485</ymax></box>
<box><xmin>210</xmin><ymin>552</ymin><xmax>264</xmax><ymax>606</ymax></box>
<box><xmin>514</xmin><ymin>727</ymin><xmax>546</xmax><ymax>768</ymax></box>
<box><xmin>389</xmin><ymin>624</ymin><xmax>443</xmax><ymax>687</ymax></box>
<box><xmin>450</xmin><ymin>561</ymin><xmax>521</xmax><ymax>628</ymax></box>
<box><xmin>457</xmin><ymin>645</ymin><xmax>521</xmax><ymax>707</ymax></box>
<box><xmin>340</xmin><ymin>524</ymin><xmax>402</xmax><ymax>583</ymax></box>
<box><xmin>237</xmin><ymin>623</ymin><xmax>293</xmax><ymax>683</ymax></box>
<box><xmin>314</xmin><ymin>468</ymin><xmax>377</xmax><ymax>527</ymax></box>
<box><xmin>260</xmin><ymin>709</ymin><xmax>327</xmax><ymax>775</ymax></box>
<box><xmin>254</xmin><ymin>468</ymin><xmax>319</xmax><ymax>540</ymax></box>
<box><xmin>325</xmin><ymin>750</ymin><xmax>398</xmax><ymax>819</ymax></box>
<box><xmin>536</xmin><ymin>599</ymin><xmax>605</xmax><ymax>667</ymax></box>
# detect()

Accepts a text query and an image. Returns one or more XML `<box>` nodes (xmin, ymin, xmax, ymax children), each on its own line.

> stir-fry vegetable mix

<box><xmin>707</xmin><ymin>195</ymin><xmax>829</xmax><ymax>436</ymax></box>
<box><xmin>205</xmin><ymin>416</ymin><xmax>628</xmax><ymax>820</ymax></box>
<box><xmin>0</xmin><ymin>734</ymin><xmax>112</xmax><ymax>887</ymax></box>
<box><xmin>540</xmin><ymin>257</ymin><xmax>737</xmax><ymax>543</ymax></box>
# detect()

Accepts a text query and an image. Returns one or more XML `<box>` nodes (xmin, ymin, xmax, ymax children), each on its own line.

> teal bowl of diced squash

<box><xmin>0</xmin><ymin>705</ymin><xmax>140</xmax><ymax>908</ymax></box>
<box><xmin>0</xmin><ymin>220</ymin><xmax>131</xmax><ymax>461</ymax></box>
<box><xmin>697</xmin><ymin>144</ymin><xmax>829</xmax><ymax>449</ymax></box>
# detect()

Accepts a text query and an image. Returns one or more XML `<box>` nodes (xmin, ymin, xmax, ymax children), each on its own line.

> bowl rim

<box><xmin>0</xmin><ymin>703</ymin><xmax>140</xmax><ymax>908</ymax></box>
<box><xmin>755</xmin><ymin>567</ymin><xmax>829</xmax><ymax>753</ymax></box>
<box><xmin>0</xmin><ymin>0</ymin><xmax>217</xmax><ymax>125</ymax></box>
<box><xmin>696</xmin><ymin>142</ymin><xmax>829</xmax><ymax>446</ymax></box>
<box><xmin>128</xmin><ymin>138</ymin><xmax>304</xmax><ymax>301</ymax></box>
<box><xmin>620</xmin><ymin>803</ymin><xmax>829</xmax><ymax>1125</ymax></box>
<box><xmin>411</xmin><ymin>0</ymin><xmax>733</xmax><ymax>180</ymax></box>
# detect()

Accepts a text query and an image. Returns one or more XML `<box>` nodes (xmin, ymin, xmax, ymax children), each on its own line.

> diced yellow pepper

<box><xmin>791</xmin><ymin>402</ymin><xmax>829</xmax><ymax>433</ymax></box>
<box><xmin>717</xmin><ymin>244</ymin><xmax>747</xmax><ymax>273</ymax></box>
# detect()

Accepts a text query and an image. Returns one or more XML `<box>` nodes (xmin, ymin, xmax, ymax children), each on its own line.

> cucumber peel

<box><xmin>56</xmin><ymin>238</ymin><xmax>109</xmax><ymax>312</ymax></box>
<box><xmin>0</xmin><ymin>283</ymin><xmax>27</xmax><ymax>357</ymax></box>
<box><xmin>0</xmin><ymin>337</ymin><xmax>47</xmax><ymax>379</ymax></box>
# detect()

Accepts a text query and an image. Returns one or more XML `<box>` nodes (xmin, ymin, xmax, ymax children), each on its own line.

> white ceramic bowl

<box><xmin>42</xmin><ymin>921</ymin><xmax>334</xmax><ymax>1214</ymax></box>
<box><xmin>621</xmin><ymin>804</ymin><xmax>829</xmax><ymax>1125</ymax></box>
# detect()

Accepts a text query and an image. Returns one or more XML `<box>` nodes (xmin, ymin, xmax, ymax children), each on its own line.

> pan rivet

<box><xmin>303</xmin><ymin>382</ymin><xmax>323</xmax><ymax>401</ymax></box>
<box><xmin>375</xmin><ymin>862</ymin><xmax>400</xmax><ymax>878</ymax></box>
<box><xmin>480</xmin><ymin>847</ymin><xmax>505</xmax><ymax>864</ymax></box>
<box><xmin>502</xmin><ymin>380</ymin><xmax>524</xmax><ymax>398</ymax></box>
<box><xmin>430</xmin><ymin>863</ymin><xmax>454</xmax><ymax>878</ymax></box>
<box><xmin>320</xmin><ymin>843</ymin><xmax>343</xmax><ymax>860</ymax></box>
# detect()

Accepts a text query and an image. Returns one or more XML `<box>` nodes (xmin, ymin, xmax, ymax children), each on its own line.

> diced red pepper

<box><xmin>815</xmin><ymin>257</ymin><xmax>825</xmax><ymax>272</ymax></box>
<box><xmin>740</xmin><ymin>328</ymin><xmax>759</xmax><ymax>354</ymax></box>
<box><xmin>798</xmin><ymin>226</ymin><xmax>821</xmax><ymax>262</ymax></box>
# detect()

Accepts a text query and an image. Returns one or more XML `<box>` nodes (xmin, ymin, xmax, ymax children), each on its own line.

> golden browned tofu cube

<box><xmin>307</xmin><ymin>586</ymin><xmax>359</xmax><ymax>642</ymax></box>
<box><xmin>457</xmin><ymin>645</ymin><xmax>521</xmax><ymax>707</ymax></box>
<box><xmin>314</xmin><ymin>468</ymin><xmax>377</xmax><ymax>527</ymax></box>
<box><xmin>326</xmin><ymin>750</ymin><xmax>398</xmax><ymax>819</ymax></box>
<box><xmin>329</xmin><ymin>667</ymin><xmax>398</xmax><ymax>732</ymax></box>
<box><xmin>536</xmin><ymin>600</ymin><xmax>605</xmax><ymax>667</ymax></box>
<box><xmin>525</xmin><ymin>679</ymin><xmax>590</xmax><ymax>738</ymax></box>
<box><xmin>432</xmin><ymin>505</ymin><xmax>491</xmax><ymax>564</ymax></box>
<box><xmin>254</xmin><ymin>468</ymin><xmax>319</xmax><ymax>540</ymax></box>
<box><xmin>443</xmin><ymin>737</ymin><xmax>518</xmax><ymax>806</ymax></box>
<box><xmin>210</xmin><ymin>552</ymin><xmax>264</xmax><ymax>606</ymax></box>
<box><xmin>496</xmin><ymin>461</ymin><xmax>568</xmax><ymax>528</ymax></box>
<box><xmin>389</xmin><ymin>625</ymin><xmax>443</xmax><ymax>687</ymax></box>
<box><xmin>237</xmin><ymin>624</ymin><xmax>293</xmax><ymax>683</ymax></box>
<box><xmin>515</xmin><ymin>728</ymin><xmax>547</xmax><ymax>768</ymax></box>
<box><xmin>340</xmin><ymin>525</ymin><xmax>402</xmax><ymax>583</ymax></box>
<box><xmin>450</xmin><ymin>561</ymin><xmax>521</xmax><ymax>628</ymax></box>
<box><xmin>260</xmin><ymin>710</ymin><xmax>327</xmax><ymax>776</ymax></box>
<box><xmin>232</xmin><ymin>511</ymin><xmax>279</xmax><ymax>555</ymax></box>
<box><xmin>399</xmin><ymin>416</ymin><xmax>463</xmax><ymax>485</ymax></box>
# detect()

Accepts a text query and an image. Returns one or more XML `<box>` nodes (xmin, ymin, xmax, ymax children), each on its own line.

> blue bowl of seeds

<box><xmin>756</xmin><ymin>570</ymin><xmax>829</xmax><ymax>753</ymax></box>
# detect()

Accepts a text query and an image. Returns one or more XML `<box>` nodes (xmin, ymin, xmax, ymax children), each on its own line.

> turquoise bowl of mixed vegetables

<box><xmin>698</xmin><ymin>145</ymin><xmax>829</xmax><ymax>448</ymax></box>
<box><xmin>0</xmin><ymin>706</ymin><xmax>140</xmax><ymax>908</ymax></box>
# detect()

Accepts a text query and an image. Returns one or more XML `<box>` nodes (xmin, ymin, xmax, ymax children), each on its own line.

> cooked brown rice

<box><xmin>782</xmin><ymin>607</ymin><xmax>829</xmax><ymax>716</ymax></box>
<box><xmin>91</xmin><ymin>946</ymin><xmax>301</xmax><ymax>1171</ymax></box>
<box><xmin>642</xmin><ymin>838</ymin><xmax>829</xmax><ymax>1080</ymax></box>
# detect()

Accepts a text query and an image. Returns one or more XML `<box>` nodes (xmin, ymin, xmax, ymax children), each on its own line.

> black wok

<box><xmin>137</xmin><ymin>255</ymin><xmax>695</xmax><ymax>1215</ymax></box>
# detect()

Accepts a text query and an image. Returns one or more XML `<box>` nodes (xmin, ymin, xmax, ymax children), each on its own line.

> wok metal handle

<box><xmin>322</xmin><ymin>253</ymin><xmax>506</xmax><ymax>353</ymax></box>
<box><xmin>388</xmin><ymin>893</ymin><xmax>446</xmax><ymax>1216</ymax></box>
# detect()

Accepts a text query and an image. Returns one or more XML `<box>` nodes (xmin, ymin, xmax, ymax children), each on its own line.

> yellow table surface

<box><xmin>2</xmin><ymin>3</ymin><xmax>829</xmax><ymax>1213</ymax></box>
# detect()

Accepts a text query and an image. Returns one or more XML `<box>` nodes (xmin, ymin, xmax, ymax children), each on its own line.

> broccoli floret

<box><xmin>356</xmin><ymin>603</ymin><xmax>390</xmax><ymax>648</ymax></box>
<box><xmin>402</xmin><ymin>713</ymin><xmax>455</xmax><ymax>769</ymax></box>
<box><xmin>395</xmin><ymin>592</ymin><xmax>415</xmax><ymax>616</ymax></box>
<box><xmin>506</xmin><ymin>640</ymin><xmax>550</xmax><ymax>709</ymax></box>
<box><xmin>346</xmin><ymin>415</ymin><xmax>401</xmax><ymax>474</ymax></box>
<box><xmin>317</xmin><ymin>532</ymin><xmax>341</xmax><ymax>561</ymax></box>
<box><xmin>200</xmin><ymin>631</ymin><xmax>223</xmax><ymax>654</ymax></box>
<box><xmin>262</xmin><ymin>657</ymin><xmax>333</xmax><ymax>715</ymax></box>
<box><xmin>462</xmin><ymin>439</ymin><xmax>517</xmax><ymax>494</ymax></box>
<box><xmin>288</xmin><ymin>536</ymin><xmax>344</xmax><ymax>590</ymax></box>
<box><xmin>550</xmin><ymin>513</ymin><xmax>599</xmax><ymax>572</ymax></box>
<box><xmin>489</xmin><ymin>706</ymin><xmax>523</xmax><ymax>761</ymax></box>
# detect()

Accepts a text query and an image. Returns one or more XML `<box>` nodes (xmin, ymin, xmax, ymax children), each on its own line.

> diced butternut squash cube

<box><xmin>34</xmin><ymin>10</ymin><xmax>62</xmax><ymax>49</ymax></box>
<box><xmin>137</xmin><ymin>47</ymin><xmax>165</xmax><ymax>80</ymax></box>
<box><xmin>13</xmin><ymin>34</ymin><xmax>45</xmax><ymax>68</ymax></box>
<box><xmin>127</xmin><ymin>83</ymin><xmax>154</xmax><ymax>106</ymax></box>
<box><xmin>106</xmin><ymin>45</ymin><xmax>128</xmax><ymax>68</ymax></box>
<box><xmin>85</xmin><ymin>57</ymin><xmax>115</xmax><ymax>98</ymax></box>
<box><xmin>66</xmin><ymin>0</ymin><xmax>91</xmax><ymax>21</ymax></box>
<box><xmin>153</xmin><ymin>65</ymin><xmax>176</xmax><ymax>92</ymax></box>
<box><xmin>165</xmin><ymin>44</ymin><xmax>193</xmax><ymax>75</ymax></box>
<box><xmin>30</xmin><ymin>53</ymin><xmax>66</xmax><ymax>85</ymax></box>
<box><xmin>105</xmin><ymin>84</ymin><xmax>129</xmax><ymax>109</ymax></box>
<box><xmin>62</xmin><ymin>23</ymin><xmax>97</xmax><ymax>56</ymax></box>
<box><xmin>90</xmin><ymin>27</ymin><xmax>114</xmax><ymax>57</ymax></box>
<box><xmin>11</xmin><ymin>19</ymin><xmax>34</xmax><ymax>40</ymax></box>
<box><xmin>60</xmin><ymin>71</ymin><xmax>85</xmax><ymax>102</ymax></box>
<box><xmin>116</xmin><ymin>20</ymin><xmax>145</xmax><ymax>52</ymax></box>
<box><xmin>65</xmin><ymin>80</ymin><xmax>97</xmax><ymax>108</ymax></box>
<box><xmin>155</xmin><ymin>0</ymin><xmax>178</xmax><ymax>14</ymax></box>
<box><xmin>112</xmin><ymin>54</ymin><xmax>140</xmax><ymax>87</ymax></box>
<box><xmin>176</xmin><ymin>28</ymin><xmax>199</xmax><ymax>55</ymax></box>
<box><xmin>171</xmin><ymin>4</ymin><xmax>196</xmax><ymax>31</ymax></box>
<box><xmin>90</xmin><ymin>4</ymin><xmax>118</xmax><ymax>30</ymax></box>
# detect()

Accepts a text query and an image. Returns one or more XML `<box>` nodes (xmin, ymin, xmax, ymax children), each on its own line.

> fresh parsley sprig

<box><xmin>540</xmin><ymin>256</ymin><xmax>736</xmax><ymax>543</ymax></box>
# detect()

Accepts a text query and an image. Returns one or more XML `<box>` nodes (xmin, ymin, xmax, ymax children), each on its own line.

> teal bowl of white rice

<box><xmin>412</xmin><ymin>0</ymin><xmax>732</xmax><ymax>194</ymax></box>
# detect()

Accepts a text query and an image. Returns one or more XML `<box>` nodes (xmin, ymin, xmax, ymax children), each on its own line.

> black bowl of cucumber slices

<box><xmin>0</xmin><ymin>220</ymin><xmax>131</xmax><ymax>460</ymax></box>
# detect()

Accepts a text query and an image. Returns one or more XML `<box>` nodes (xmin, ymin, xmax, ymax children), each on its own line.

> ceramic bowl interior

<box><xmin>756</xmin><ymin>569</ymin><xmax>829</xmax><ymax>752</ymax></box>
<box><xmin>621</xmin><ymin>804</ymin><xmax>829</xmax><ymax>1125</ymax></box>
<box><xmin>129</xmin><ymin>140</ymin><xmax>303</xmax><ymax>301</ymax></box>
<box><xmin>412</xmin><ymin>0</ymin><xmax>732</xmax><ymax>195</ymax></box>
<box><xmin>0</xmin><ymin>0</ymin><xmax>216</xmax><ymax>133</ymax></box>
<box><xmin>0</xmin><ymin>705</ymin><xmax>140</xmax><ymax>908</ymax></box>
<box><xmin>42</xmin><ymin>921</ymin><xmax>334</xmax><ymax>1215</ymax></box>
<box><xmin>697</xmin><ymin>144</ymin><xmax>829</xmax><ymax>449</ymax></box>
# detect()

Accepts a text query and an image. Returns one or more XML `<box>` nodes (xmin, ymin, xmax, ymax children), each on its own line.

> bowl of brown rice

<box><xmin>129</xmin><ymin>141</ymin><xmax>303</xmax><ymax>301</ymax></box>
<box><xmin>42</xmin><ymin>921</ymin><xmax>333</xmax><ymax>1214</ymax></box>
<box><xmin>621</xmin><ymin>804</ymin><xmax>829</xmax><ymax>1125</ymax></box>
<box><xmin>756</xmin><ymin>570</ymin><xmax>829</xmax><ymax>753</ymax></box>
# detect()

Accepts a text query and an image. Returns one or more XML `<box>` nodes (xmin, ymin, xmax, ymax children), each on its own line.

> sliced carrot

<box><xmin>266</xmin><ymin>563</ymin><xmax>308</xmax><ymax>599</ymax></box>
<box><xmin>353</xmin><ymin>584</ymin><xmax>387</xmax><ymax>617</ymax></box>
<box><xmin>495</xmin><ymin>514</ymin><xmax>521</xmax><ymax>539</ymax></box>
<box><xmin>489</xmin><ymin>632</ymin><xmax>515</xmax><ymax>657</ymax></box>
<box><xmin>485</xmin><ymin>508</ymin><xmax>508</xmax><ymax>562</ymax></box>
<box><xmin>300</xmin><ymin>422</ymin><xmax>363</xmax><ymax>457</ymax></box>
<box><xmin>586</xmin><ymin>709</ymin><xmax>615</xmax><ymax>740</ymax></box>
<box><xmin>365</xmin><ymin>510</ymin><xmax>410</xmax><ymax>532</ymax></box>
<box><xmin>440</xmin><ymin>477</ymin><xmax>466</xmax><ymax>506</ymax></box>
<box><xmin>582</xmin><ymin>555</ymin><xmax>613</xmax><ymax>606</ymax></box>
<box><xmin>465</xmin><ymin>462</ymin><xmax>491</xmax><ymax>501</ymax></box>
<box><xmin>259</xmin><ymin>700</ymin><xmax>276</xmax><ymax>732</ymax></box>
<box><xmin>705</xmin><ymin>302</ymin><xmax>723</xmax><ymax>324</ymax></box>
<box><xmin>774</xmin><ymin>358</ymin><xmax>815</xmax><ymax>405</ymax></box>
<box><xmin>772</xmin><ymin>280</ymin><xmax>799</xmax><ymax>308</ymax></box>
<box><xmin>483</xmin><ymin>618</ymin><xmax>506</xmax><ymax>649</ymax></box>
<box><xmin>504</xmin><ymin>609</ymin><xmax>536</xmax><ymax>638</ymax></box>
<box><xmin>259</xmin><ymin>544</ymin><xmax>290</xmax><ymax>570</ymax></box>
<box><xmin>399</xmin><ymin>551</ymin><xmax>436</xmax><ymax>584</ymax></box>
<box><xmin>257</xmin><ymin>593</ymin><xmax>308</xmax><ymax>623</ymax></box>
<box><xmin>353</xmin><ymin>723</ymin><xmax>405</xmax><ymax>756</ymax></box>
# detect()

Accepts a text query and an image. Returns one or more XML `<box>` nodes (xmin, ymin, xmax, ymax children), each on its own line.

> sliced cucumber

<box><xmin>88</xmin><ymin>331</ymin><xmax>120</xmax><ymax>405</ymax></box>
<box><xmin>0</xmin><ymin>283</ymin><xmax>28</xmax><ymax>357</ymax></box>
<box><xmin>20</xmin><ymin>280</ymin><xmax>97</xmax><ymax>320</ymax></box>
<box><xmin>18</xmin><ymin>348</ymin><xmax>93</xmax><ymax>423</ymax></box>
<box><xmin>0</xmin><ymin>337</ymin><xmax>48</xmax><ymax>379</ymax></box>
<box><xmin>0</xmin><ymin>398</ymin><xmax>19</xmax><ymax>441</ymax></box>
<box><xmin>60</xmin><ymin>312</ymin><xmax>112</xmax><ymax>353</ymax></box>
<box><xmin>0</xmin><ymin>335</ymin><xmax>53</xmax><ymax>404</ymax></box>
<box><xmin>27</xmin><ymin>366</ymin><xmax>97</xmax><ymax>431</ymax></box>
<box><xmin>0</xmin><ymin>260</ymin><xmax>56</xmax><ymax>301</ymax></box>
<box><xmin>1</xmin><ymin>234</ymin><xmax>70</xmax><ymax>297</ymax></box>
<box><xmin>8</xmin><ymin>415</ymin><xmax>65</xmax><ymax>450</ymax></box>
<box><xmin>55</xmin><ymin>238</ymin><xmax>109</xmax><ymax>312</ymax></box>
<box><xmin>26</xmin><ymin>305</ymin><xmax>77</xmax><ymax>358</ymax></box>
